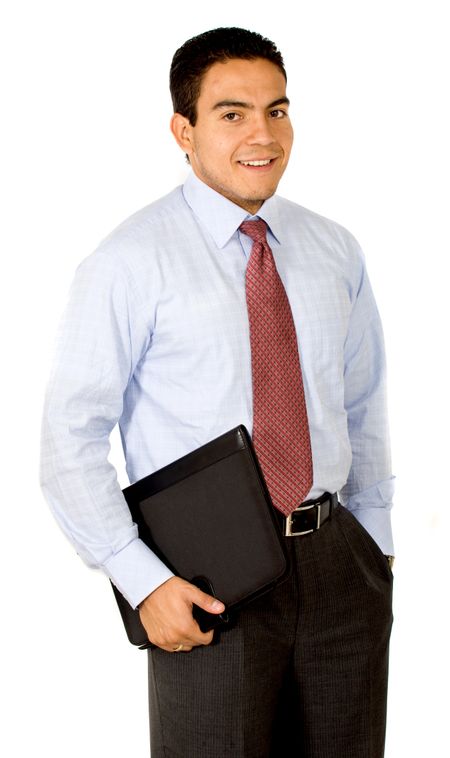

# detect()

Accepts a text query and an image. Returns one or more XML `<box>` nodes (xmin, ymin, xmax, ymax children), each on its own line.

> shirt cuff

<box><xmin>340</xmin><ymin>476</ymin><xmax>395</xmax><ymax>556</ymax></box>
<box><xmin>347</xmin><ymin>506</ymin><xmax>395</xmax><ymax>556</ymax></box>
<box><xmin>101</xmin><ymin>537</ymin><xmax>175</xmax><ymax>609</ymax></box>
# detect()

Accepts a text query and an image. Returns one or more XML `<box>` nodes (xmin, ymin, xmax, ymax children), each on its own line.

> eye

<box><xmin>269</xmin><ymin>109</ymin><xmax>287</xmax><ymax>119</ymax></box>
<box><xmin>223</xmin><ymin>112</ymin><xmax>241</xmax><ymax>121</ymax></box>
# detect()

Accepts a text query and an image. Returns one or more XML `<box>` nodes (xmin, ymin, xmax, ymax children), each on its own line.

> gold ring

<box><xmin>173</xmin><ymin>643</ymin><xmax>184</xmax><ymax>652</ymax></box>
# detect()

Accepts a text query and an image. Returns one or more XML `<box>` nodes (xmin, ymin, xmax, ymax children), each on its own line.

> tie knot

<box><xmin>239</xmin><ymin>219</ymin><xmax>268</xmax><ymax>245</ymax></box>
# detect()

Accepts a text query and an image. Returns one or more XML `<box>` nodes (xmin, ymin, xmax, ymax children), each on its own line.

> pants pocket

<box><xmin>336</xmin><ymin>505</ymin><xmax>393</xmax><ymax>587</ymax></box>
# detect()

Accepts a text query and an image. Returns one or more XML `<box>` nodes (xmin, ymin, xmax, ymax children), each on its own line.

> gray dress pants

<box><xmin>147</xmin><ymin>504</ymin><xmax>393</xmax><ymax>757</ymax></box>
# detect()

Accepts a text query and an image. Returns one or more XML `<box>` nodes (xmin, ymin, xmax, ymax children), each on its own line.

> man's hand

<box><xmin>138</xmin><ymin>576</ymin><xmax>225</xmax><ymax>653</ymax></box>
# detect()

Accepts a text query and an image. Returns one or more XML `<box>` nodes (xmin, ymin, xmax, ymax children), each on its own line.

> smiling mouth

<box><xmin>238</xmin><ymin>158</ymin><xmax>275</xmax><ymax>166</ymax></box>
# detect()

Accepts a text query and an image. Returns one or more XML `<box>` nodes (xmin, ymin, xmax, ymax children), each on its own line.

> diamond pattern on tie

<box><xmin>240</xmin><ymin>219</ymin><xmax>313</xmax><ymax>515</ymax></box>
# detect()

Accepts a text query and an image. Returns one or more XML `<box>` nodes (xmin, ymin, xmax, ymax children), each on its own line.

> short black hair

<box><xmin>169</xmin><ymin>27</ymin><xmax>287</xmax><ymax>126</ymax></box>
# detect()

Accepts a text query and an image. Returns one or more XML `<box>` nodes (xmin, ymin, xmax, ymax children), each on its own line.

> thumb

<box><xmin>190</xmin><ymin>586</ymin><xmax>225</xmax><ymax>615</ymax></box>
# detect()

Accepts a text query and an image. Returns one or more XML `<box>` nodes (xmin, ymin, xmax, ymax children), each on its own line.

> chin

<box><xmin>246</xmin><ymin>187</ymin><xmax>277</xmax><ymax>204</ymax></box>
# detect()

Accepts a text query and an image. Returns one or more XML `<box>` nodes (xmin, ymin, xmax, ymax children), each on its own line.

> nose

<box><xmin>246</xmin><ymin>112</ymin><xmax>276</xmax><ymax>145</ymax></box>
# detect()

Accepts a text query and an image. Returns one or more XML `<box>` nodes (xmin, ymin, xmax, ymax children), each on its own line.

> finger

<box><xmin>168</xmin><ymin>616</ymin><xmax>215</xmax><ymax>649</ymax></box>
<box><xmin>188</xmin><ymin>587</ymin><xmax>225</xmax><ymax>615</ymax></box>
<box><xmin>160</xmin><ymin>643</ymin><xmax>194</xmax><ymax>654</ymax></box>
<box><xmin>199</xmin><ymin>630</ymin><xmax>214</xmax><ymax>646</ymax></box>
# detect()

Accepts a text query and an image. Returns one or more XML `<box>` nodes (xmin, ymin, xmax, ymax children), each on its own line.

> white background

<box><xmin>1</xmin><ymin>1</ymin><xmax>449</xmax><ymax>755</ymax></box>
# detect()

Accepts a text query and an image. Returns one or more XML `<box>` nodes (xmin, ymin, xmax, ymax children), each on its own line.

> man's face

<box><xmin>172</xmin><ymin>58</ymin><xmax>294</xmax><ymax>214</ymax></box>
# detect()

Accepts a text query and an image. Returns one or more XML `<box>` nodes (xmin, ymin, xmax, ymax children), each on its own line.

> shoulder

<box><xmin>274</xmin><ymin>194</ymin><xmax>366</xmax><ymax>289</ymax></box>
<box><xmin>98</xmin><ymin>186</ymin><xmax>188</xmax><ymax>256</ymax></box>
<box><xmin>74</xmin><ymin>186</ymin><xmax>191</xmax><ymax>277</ymax></box>
<box><xmin>277</xmin><ymin>195</ymin><xmax>363</xmax><ymax>257</ymax></box>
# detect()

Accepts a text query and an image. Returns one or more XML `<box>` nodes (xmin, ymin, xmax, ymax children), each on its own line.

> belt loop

<box><xmin>330</xmin><ymin>492</ymin><xmax>338</xmax><ymax>518</ymax></box>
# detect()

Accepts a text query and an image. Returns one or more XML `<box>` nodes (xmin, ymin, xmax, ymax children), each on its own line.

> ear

<box><xmin>170</xmin><ymin>113</ymin><xmax>194</xmax><ymax>158</ymax></box>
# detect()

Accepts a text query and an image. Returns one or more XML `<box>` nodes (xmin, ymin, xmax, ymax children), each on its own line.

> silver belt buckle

<box><xmin>285</xmin><ymin>502</ymin><xmax>321</xmax><ymax>537</ymax></box>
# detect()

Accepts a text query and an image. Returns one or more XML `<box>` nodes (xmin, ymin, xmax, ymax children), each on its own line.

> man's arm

<box><xmin>40</xmin><ymin>248</ymin><xmax>224</xmax><ymax>647</ymax></box>
<box><xmin>338</xmin><ymin>240</ymin><xmax>395</xmax><ymax>557</ymax></box>
<box><xmin>40</xmin><ymin>248</ymin><xmax>175</xmax><ymax>607</ymax></box>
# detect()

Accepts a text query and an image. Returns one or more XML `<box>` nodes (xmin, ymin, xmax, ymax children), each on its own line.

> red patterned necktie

<box><xmin>240</xmin><ymin>219</ymin><xmax>313</xmax><ymax>516</ymax></box>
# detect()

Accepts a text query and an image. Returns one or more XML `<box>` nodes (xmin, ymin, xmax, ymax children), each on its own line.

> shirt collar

<box><xmin>182</xmin><ymin>171</ymin><xmax>282</xmax><ymax>248</ymax></box>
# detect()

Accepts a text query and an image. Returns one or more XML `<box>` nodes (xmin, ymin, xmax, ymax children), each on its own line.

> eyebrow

<box><xmin>212</xmin><ymin>97</ymin><xmax>290</xmax><ymax>111</ymax></box>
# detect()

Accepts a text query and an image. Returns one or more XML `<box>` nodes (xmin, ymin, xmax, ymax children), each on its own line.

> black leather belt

<box><xmin>276</xmin><ymin>492</ymin><xmax>338</xmax><ymax>537</ymax></box>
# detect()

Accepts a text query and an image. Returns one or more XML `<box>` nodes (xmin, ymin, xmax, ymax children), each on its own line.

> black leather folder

<box><xmin>111</xmin><ymin>425</ymin><xmax>289</xmax><ymax>648</ymax></box>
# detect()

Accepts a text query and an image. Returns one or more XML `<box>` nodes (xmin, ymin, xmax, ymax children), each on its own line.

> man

<box><xmin>40</xmin><ymin>27</ymin><xmax>394</xmax><ymax>757</ymax></box>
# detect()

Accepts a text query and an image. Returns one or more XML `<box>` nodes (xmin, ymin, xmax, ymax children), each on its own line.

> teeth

<box><xmin>240</xmin><ymin>159</ymin><xmax>272</xmax><ymax>166</ymax></box>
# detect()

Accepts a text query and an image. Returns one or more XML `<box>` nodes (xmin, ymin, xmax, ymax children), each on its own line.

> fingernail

<box><xmin>211</xmin><ymin>600</ymin><xmax>224</xmax><ymax>612</ymax></box>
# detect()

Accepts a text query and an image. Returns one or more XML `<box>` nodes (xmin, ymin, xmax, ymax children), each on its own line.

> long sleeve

<box><xmin>39</xmin><ymin>248</ymin><xmax>174</xmax><ymax>608</ymax></box>
<box><xmin>339</xmin><ymin>242</ymin><xmax>395</xmax><ymax>556</ymax></box>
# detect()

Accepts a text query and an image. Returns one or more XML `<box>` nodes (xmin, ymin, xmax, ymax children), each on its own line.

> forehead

<box><xmin>197</xmin><ymin>58</ymin><xmax>287</xmax><ymax>108</ymax></box>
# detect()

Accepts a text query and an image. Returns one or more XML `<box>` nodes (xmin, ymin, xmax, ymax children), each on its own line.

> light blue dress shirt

<box><xmin>40</xmin><ymin>172</ymin><xmax>395</xmax><ymax>609</ymax></box>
